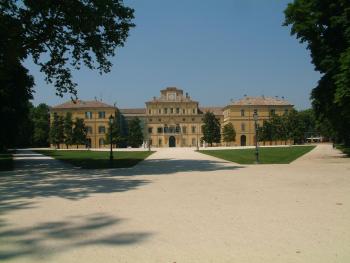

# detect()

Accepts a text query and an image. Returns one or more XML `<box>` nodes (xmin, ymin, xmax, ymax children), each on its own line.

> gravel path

<box><xmin>0</xmin><ymin>144</ymin><xmax>349</xmax><ymax>262</ymax></box>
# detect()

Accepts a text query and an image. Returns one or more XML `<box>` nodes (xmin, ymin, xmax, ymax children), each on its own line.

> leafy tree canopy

<box><xmin>31</xmin><ymin>103</ymin><xmax>50</xmax><ymax>147</ymax></box>
<box><xmin>222</xmin><ymin>123</ymin><xmax>236</xmax><ymax>144</ymax></box>
<box><xmin>127</xmin><ymin>117</ymin><xmax>143</xmax><ymax>148</ymax></box>
<box><xmin>0</xmin><ymin>62</ymin><xmax>34</xmax><ymax>150</ymax></box>
<box><xmin>284</xmin><ymin>0</ymin><xmax>350</xmax><ymax>145</ymax></box>
<box><xmin>73</xmin><ymin>117</ymin><xmax>87</xmax><ymax>147</ymax></box>
<box><xmin>1</xmin><ymin>0</ymin><xmax>135</xmax><ymax>97</ymax></box>
<box><xmin>49</xmin><ymin>113</ymin><xmax>64</xmax><ymax>148</ymax></box>
<box><xmin>105</xmin><ymin>110</ymin><xmax>126</xmax><ymax>147</ymax></box>
<box><xmin>202</xmin><ymin>112</ymin><xmax>221</xmax><ymax>146</ymax></box>
<box><xmin>64</xmin><ymin>112</ymin><xmax>74</xmax><ymax>148</ymax></box>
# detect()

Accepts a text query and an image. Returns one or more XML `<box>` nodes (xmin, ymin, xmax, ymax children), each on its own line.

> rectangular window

<box><xmin>270</xmin><ymin>109</ymin><xmax>275</xmax><ymax>116</ymax></box>
<box><xmin>148</xmin><ymin>127</ymin><xmax>153</xmax><ymax>134</ymax></box>
<box><xmin>158</xmin><ymin>138</ymin><xmax>162</xmax><ymax>146</ymax></box>
<box><xmin>193</xmin><ymin>108</ymin><xmax>196</xmax><ymax>114</ymax></box>
<box><xmin>253</xmin><ymin>109</ymin><xmax>258</xmax><ymax>115</ymax></box>
<box><xmin>87</xmin><ymin>126</ymin><xmax>93</xmax><ymax>134</ymax></box>
<box><xmin>170</xmin><ymin>108</ymin><xmax>174</xmax><ymax>114</ymax></box>
<box><xmin>176</xmin><ymin>108</ymin><xmax>180</xmax><ymax>114</ymax></box>
<box><xmin>192</xmin><ymin>138</ymin><xmax>196</xmax><ymax>146</ymax></box>
<box><xmin>183</xmin><ymin>109</ymin><xmax>186</xmax><ymax>114</ymax></box>
<box><xmin>98</xmin><ymin>111</ymin><xmax>105</xmax><ymax>119</ymax></box>
<box><xmin>192</xmin><ymin>126</ymin><xmax>196</xmax><ymax>133</ymax></box>
<box><xmin>157</xmin><ymin>127</ymin><xmax>163</xmax><ymax>134</ymax></box>
<box><xmin>98</xmin><ymin>126</ymin><xmax>105</xmax><ymax>134</ymax></box>
<box><xmin>85</xmin><ymin>111</ymin><xmax>93</xmax><ymax>119</ymax></box>
<box><xmin>241</xmin><ymin>123</ymin><xmax>245</xmax><ymax>131</ymax></box>
<box><xmin>284</xmin><ymin>109</ymin><xmax>289</xmax><ymax>115</ymax></box>
<box><xmin>148</xmin><ymin>109</ymin><xmax>151</xmax><ymax>115</ymax></box>
<box><xmin>182</xmin><ymin>126</ymin><xmax>187</xmax><ymax>133</ymax></box>
<box><xmin>241</xmin><ymin>109</ymin><xmax>245</xmax><ymax>117</ymax></box>
<box><xmin>159</xmin><ymin>109</ymin><xmax>161</xmax><ymax>114</ymax></box>
<box><xmin>164</xmin><ymin>108</ymin><xmax>168</xmax><ymax>114</ymax></box>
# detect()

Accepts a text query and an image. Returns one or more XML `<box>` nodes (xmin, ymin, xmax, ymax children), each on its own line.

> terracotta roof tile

<box><xmin>199</xmin><ymin>107</ymin><xmax>224</xmax><ymax>116</ymax></box>
<box><xmin>52</xmin><ymin>100</ymin><xmax>115</xmax><ymax>109</ymax></box>
<box><xmin>231</xmin><ymin>96</ymin><xmax>293</xmax><ymax>106</ymax></box>
<box><xmin>120</xmin><ymin>108</ymin><xmax>146</xmax><ymax>115</ymax></box>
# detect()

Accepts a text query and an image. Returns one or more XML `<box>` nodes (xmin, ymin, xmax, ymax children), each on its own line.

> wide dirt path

<box><xmin>0</xmin><ymin>145</ymin><xmax>349</xmax><ymax>263</ymax></box>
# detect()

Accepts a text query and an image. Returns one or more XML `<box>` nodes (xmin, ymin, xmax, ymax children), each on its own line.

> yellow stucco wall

<box><xmin>223</xmin><ymin>105</ymin><xmax>294</xmax><ymax>146</ymax></box>
<box><xmin>50</xmin><ymin>108</ymin><xmax>116</xmax><ymax>149</ymax></box>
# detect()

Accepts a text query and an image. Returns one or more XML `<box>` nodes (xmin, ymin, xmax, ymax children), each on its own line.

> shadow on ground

<box><xmin>0</xmin><ymin>150</ymin><xmax>243</xmax><ymax>260</ymax></box>
<box><xmin>0</xmin><ymin>213</ymin><xmax>152</xmax><ymax>261</ymax></box>
<box><xmin>0</xmin><ymin>154</ymin><xmax>243</xmax><ymax>214</ymax></box>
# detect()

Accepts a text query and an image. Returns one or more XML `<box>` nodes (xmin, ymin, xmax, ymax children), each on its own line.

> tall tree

<box><xmin>284</xmin><ymin>0</ymin><xmax>350</xmax><ymax>145</ymax></box>
<box><xmin>31</xmin><ymin>103</ymin><xmax>50</xmax><ymax>147</ymax></box>
<box><xmin>127</xmin><ymin>117</ymin><xmax>143</xmax><ymax>148</ymax></box>
<box><xmin>222</xmin><ymin>123</ymin><xmax>236</xmax><ymax>145</ymax></box>
<box><xmin>1</xmin><ymin>1</ymin><xmax>134</xmax><ymax>149</ymax></box>
<box><xmin>73</xmin><ymin>118</ymin><xmax>87</xmax><ymax>148</ymax></box>
<box><xmin>202</xmin><ymin>112</ymin><xmax>221</xmax><ymax>146</ymax></box>
<box><xmin>1</xmin><ymin>0</ymin><xmax>135</xmax><ymax>97</ymax></box>
<box><xmin>63</xmin><ymin>112</ymin><xmax>74</xmax><ymax>149</ymax></box>
<box><xmin>49</xmin><ymin>114</ymin><xmax>64</xmax><ymax>148</ymax></box>
<box><xmin>0</xmin><ymin>62</ymin><xmax>34</xmax><ymax>150</ymax></box>
<box><xmin>105</xmin><ymin>111</ymin><xmax>126</xmax><ymax>147</ymax></box>
<box><xmin>15</xmin><ymin>102</ymin><xmax>34</xmax><ymax>147</ymax></box>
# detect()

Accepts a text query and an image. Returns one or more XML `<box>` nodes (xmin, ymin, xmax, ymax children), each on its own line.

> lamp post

<box><xmin>253</xmin><ymin>113</ymin><xmax>259</xmax><ymax>164</ymax></box>
<box><xmin>196</xmin><ymin>123</ymin><xmax>199</xmax><ymax>151</ymax></box>
<box><xmin>109</xmin><ymin>115</ymin><xmax>114</xmax><ymax>163</ymax></box>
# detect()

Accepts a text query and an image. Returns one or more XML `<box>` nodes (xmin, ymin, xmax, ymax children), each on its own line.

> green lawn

<box><xmin>199</xmin><ymin>146</ymin><xmax>315</xmax><ymax>164</ymax></box>
<box><xmin>36</xmin><ymin>150</ymin><xmax>154</xmax><ymax>169</ymax></box>
<box><xmin>336</xmin><ymin>144</ymin><xmax>350</xmax><ymax>157</ymax></box>
<box><xmin>0</xmin><ymin>151</ymin><xmax>14</xmax><ymax>171</ymax></box>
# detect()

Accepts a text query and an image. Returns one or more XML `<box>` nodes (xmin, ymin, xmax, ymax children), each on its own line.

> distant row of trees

<box><xmin>0</xmin><ymin>102</ymin><xmax>326</xmax><ymax>150</ymax></box>
<box><xmin>104</xmin><ymin>111</ymin><xmax>144</xmax><ymax>148</ymax></box>
<box><xmin>200</xmin><ymin>109</ymin><xmax>325</xmax><ymax>147</ymax></box>
<box><xmin>258</xmin><ymin>109</ymin><xmax>324</xmax><ymax>145</ymax></box>
<box><xmin>201</xmin><ymin>112</ymin><xmax>236</xmax><ymax>146</ymax></box>
<box><xmin>0</xmin><ymin>102</ymin><xmax>51</xmax><ymax>150</ymax></box>
<box><xmin>49</xmin><ymin>113</ymin><xmax>88</xmax><ymax>149</ymax></box>
<box><xmin>49</xmin><ymin>110</ymin><xmax>144</xmax><ymax>149</ymax></box>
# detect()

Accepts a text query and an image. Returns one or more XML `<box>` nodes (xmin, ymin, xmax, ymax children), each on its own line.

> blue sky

<box><xmin>28</xmin><ymin>0</ymin><xmax>320</xmax><ymax>110</ymax></box>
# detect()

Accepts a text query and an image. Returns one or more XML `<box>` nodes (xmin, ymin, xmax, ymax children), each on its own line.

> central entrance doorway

<box><xmin>240</xmin><ymin>135</ymin><xmax>246</xmax><ymax>146</ymax></box>
<box><xmin>169</xmin><ymin>136</ymin><xmax>176</xmax><ymax>147</ymax></box>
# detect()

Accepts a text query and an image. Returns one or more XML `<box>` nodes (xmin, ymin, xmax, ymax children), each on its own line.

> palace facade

<box><xmin>50</xmin><ymin>100</ymin><xmax>116</xmax><ymax>148</ymax></box>
<box><xmin>50</xmin><ymin>87</ymin><xmax>294</xmax><ymax>148</ymax></box>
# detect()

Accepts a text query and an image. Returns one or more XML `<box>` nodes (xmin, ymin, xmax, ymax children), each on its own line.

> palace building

<box><xmin>50</xmin><ymin>100</ymin><xmax>116</xmax><ymax>148</ymax></box>
<box><xmin>50</xmin><ymin>87</ymin><xmax>294</xmax><ymax>148</ymax></box>
<box><xmin>223</xmin><ymin>96</ymin><xmax>294</xmax><ymax>146</ymax></box>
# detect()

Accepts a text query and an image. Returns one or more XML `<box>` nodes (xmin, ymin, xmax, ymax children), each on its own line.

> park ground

<box><xmin>0</xmin><ymin>144</ymin><xmax>349</xmax><ymax>262</ymax></box>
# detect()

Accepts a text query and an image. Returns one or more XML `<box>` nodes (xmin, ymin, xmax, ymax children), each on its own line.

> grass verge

<box><xmin>199</xmin><ymin>146</ymin><xmax>315</xmax><ymax>164</ymax></box>
<box><xmin>0</xmin><ymin>151</ymin><xmax>14</xmax><ymax>171</ymax></box>
<box><xmin>36</xmin><ymin>150</ymin><xmax>154</xmax><ymax>169</ymax></box>
<box><xmin>335</xmin><ymin>144</ymin><xmax>350</xmax><ymax>157</ymax></box>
